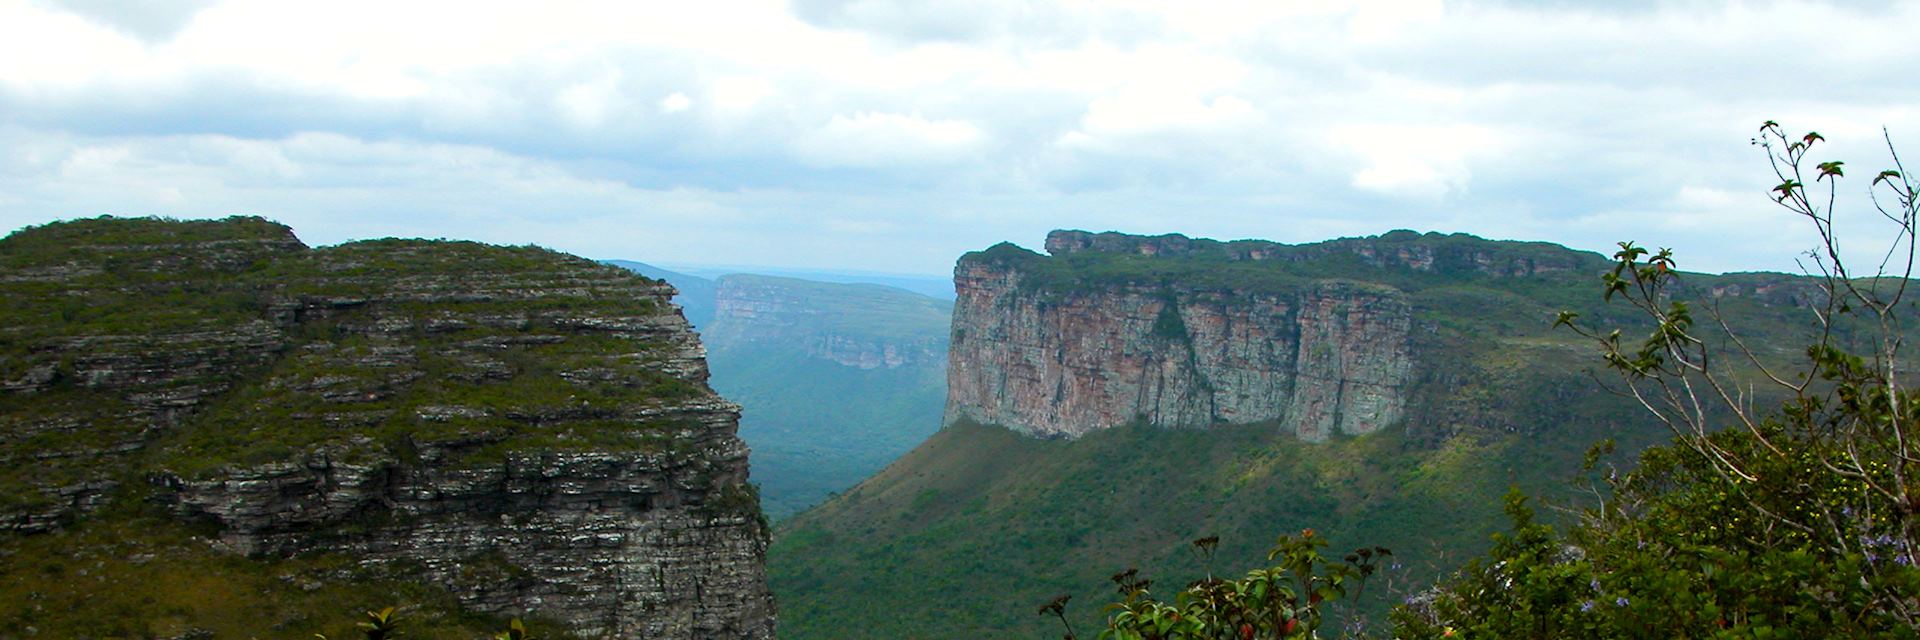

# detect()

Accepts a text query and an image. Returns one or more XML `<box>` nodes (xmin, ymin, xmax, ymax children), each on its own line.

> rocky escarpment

<box><xmin>944</xmin><ymin>229</ymin><xmax>1657</xmax><ymax>441</ymax></box>
<box><xmin>947</xmin><ymin>239</ymin><xmax>1413</xmax><ymax>441</ymax></box>
<box><xmin>704</xmin><ymin>274</ymin><xmax>948</xmax><ymax>370</ymax></box>
<box><xmin>1043</xmin><ymin>228</ymin><xmax>1601</xmax><ymax>278</ymax></box>
<box><xmin>0</xmin><ymin>216</ymin><xmax>774</xmax><ymax>638</ymax></box>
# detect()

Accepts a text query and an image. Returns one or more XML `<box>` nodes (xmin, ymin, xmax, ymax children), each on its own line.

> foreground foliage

<box><xmin>316</xmin><ymin>607</ymin><xmax>536</xmax><ymax>640</ymax></box>
<box><xmin>1396</xmin><ymin>122</ymin><xmax>1920</xmax><ymax>637</ymax></box>
<box><xmin>1058</xmin><ymin>531</ymin><xmax>1388</xmax><ymax>640</ymax></box>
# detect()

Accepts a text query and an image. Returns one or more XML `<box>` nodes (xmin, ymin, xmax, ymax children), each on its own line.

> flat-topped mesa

<box><xmin>952</xmin><ymin>230</ymin><xmax>1846</xmax><ymax>444</ymax></box>
<box><xmin>704</xmin><ymin>273</ymin><xmax>949</xmax><ymax>370</ymax></box>
<box><xmin>1043</xmin><ymin>228</ymin><xmax>1605</xmax><ymax>278</ymax></box>
<box><xmin>948</xmin><ymin>230</ymin><xmax>1470</xmax><ymax>442</ymax></box>
<box><xmin>0</xmin><ymin>216</ymin><xmax>775</xmax><ymax>639</ymax></box>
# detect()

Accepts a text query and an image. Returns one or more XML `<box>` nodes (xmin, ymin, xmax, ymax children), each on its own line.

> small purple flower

<box><xmin>1589</xmin><ymin>578</ymin><xmax>1600</xmax><ymax>592</ymax></box>
<box><xmin>1580</xmin><ymin>600</ymin><xmax>1594</xmax><ymax>612</ymax></box>
<box><xmin>1615</xmin><ymin>597</ymin><xmax>1629</xmax><ymax>607</ymax></box>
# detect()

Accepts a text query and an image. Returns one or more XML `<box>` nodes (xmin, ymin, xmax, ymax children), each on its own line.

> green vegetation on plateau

<box><xmin>1</xmin><ymin>215</ymin><xmax>707</xmax><ymax>637</ymax></box>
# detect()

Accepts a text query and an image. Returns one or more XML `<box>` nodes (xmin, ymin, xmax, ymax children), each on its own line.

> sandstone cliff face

<box><xmin>947</xmin><ymin>232</ymin><xmax>1417</xmax><ymax>440</ymax></box>
<box><xmin>0</xmin><ymin>216</ymin><xmax>774</xmax><ymax>638</ymax></box>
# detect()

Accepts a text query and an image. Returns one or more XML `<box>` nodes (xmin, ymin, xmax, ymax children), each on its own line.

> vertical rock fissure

<box><xmin>945</xmin><ymin>232</ymin><xmax>1414</xmax><ymax>441</ymax></box>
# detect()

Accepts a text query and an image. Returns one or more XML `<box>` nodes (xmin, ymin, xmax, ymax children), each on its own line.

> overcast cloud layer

<box><xmin>2</xmin><ymin>0</ymin><xmax>1915</xmax><ymax>275</ymax></box>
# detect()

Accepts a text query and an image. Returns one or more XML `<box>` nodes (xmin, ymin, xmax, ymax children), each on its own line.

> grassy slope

<box><xmin>772</xmin><ymin>418</ymin><xmax>1650</xmax><ymax>639</ymax></box>
<box><xmin>713</xmin><ymin>344</ymin><xmax>945</xmax><ymax>519</ymax></box>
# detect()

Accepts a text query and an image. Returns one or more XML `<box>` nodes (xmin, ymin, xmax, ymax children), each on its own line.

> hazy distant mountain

<box><xmin>601</xmin><ymin>259</ymin><xmax>717</xmax><ymax>327</ymax></box>
<box><xmin>664</xmin><ymin>263</ymin><xmax>956</xmax><ymax>300</ymax></box>
<box><xmin>605</xmin><ymin>263</ymin><xmax>951</xmax><ymax>519</ymax></box>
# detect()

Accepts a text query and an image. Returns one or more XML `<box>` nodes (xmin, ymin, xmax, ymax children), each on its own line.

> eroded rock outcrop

<box><xmin>946</xmin><ymin>234</ymin><xmax>1414</xmax><ymax>440</ymax></box>
<box><xmin>0</xmin><ymin>216</ymin><xmax>774</xmax><ymax>638</ymax></box>
<box><xmin>945</xmin><ymin>229</ymin><xmax>1625</xmax><ymax>440</ymax></box>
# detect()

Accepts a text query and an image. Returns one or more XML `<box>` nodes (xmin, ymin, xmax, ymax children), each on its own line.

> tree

<box><xmin>1394</xmin><ymin>122</ymin><xmax>1920</xmax><ymax>637</ymax></box>
<box><xmin>1063</xmin><ymin>531</ymin><xmax>1389</xmax><ymax>640</ymax></box>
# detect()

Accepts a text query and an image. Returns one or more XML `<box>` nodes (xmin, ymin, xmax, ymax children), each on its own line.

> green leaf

<box><xmin>1772</xmin><ymin>180</ymin><xmax>1803</xmax><ymax>200</ymax></box>
<box><xmin>1817</xmin><ymin>160</ymin><xmax>1845</xmax><ymax>180</ymax></box>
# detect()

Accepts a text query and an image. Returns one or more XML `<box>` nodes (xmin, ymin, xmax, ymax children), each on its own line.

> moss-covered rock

<box><xmin>0</xmin><ymin>216</ymin><xmax>774</xmax><ymax>639</ymax></box>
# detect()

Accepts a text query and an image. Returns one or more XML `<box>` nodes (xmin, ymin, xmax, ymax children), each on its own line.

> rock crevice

<box><xmin>946</xmin><ymin>232</ymin><xmax>1415</xmax><ymax>441</ymax></box>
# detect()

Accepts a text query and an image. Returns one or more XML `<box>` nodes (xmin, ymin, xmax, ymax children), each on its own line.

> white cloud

<box><xmin>708</xmin><ymin>76</ymin><xmax>775</xmax><ymax>112</ymax></box>
<box><xmin>1348</xmin><ymin>0</ymin><xmax>1446</xmax><ymax>42</ymax></box>
<box><xmin>1329</xmin><ymin>123</ymin><xmax>1499</xmax><ymax>200</ymax></box>
<box><xmin>36</xmin><ymin>0</ymin><xmax>216</xmax><ymax>42</ymax></box>
<box><xmin>1079</xmin><ymin>93</ymin><xmax>1258</xmax><ymax>138</ymax></box>
<box><xmin>660</xmin><ymin>92</ymin><xmax>692</xmax><ymax>113</ymax></box>
<box><xmin>1</xmin><ymin>0</ymin><xmax>1916</xmax><ymax>275</ymax></box>
<box><xmin>554</xmin><ymin>70</ymin><xmax>626</xmax><ymax>128</ymax></box>
<box><xmin>793</xmin><ymin>111</ymin><xmax>983</xmax><ymax>168</ymax></box>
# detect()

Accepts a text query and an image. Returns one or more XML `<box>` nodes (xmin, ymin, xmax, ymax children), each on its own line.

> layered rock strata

<box><xmin>947</xmin><ymin>229</ymin><xmax>1626</xmax><ymax>440</ymax></box>
<box><xmin>0</xmin><ymin>216</ymin><xmax>774</xmax><ymax>638</ymax></box>
<box><xmin>946</xmin><ymin>238</ymin><xmax>1413</xmax><ymax>440</ymax></box>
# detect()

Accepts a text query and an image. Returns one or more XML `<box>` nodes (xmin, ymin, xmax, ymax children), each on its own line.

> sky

<box><xmin>1</xmin><ymin>0</ymin><xmax>1915</xmax><ymax>276</ymax></box>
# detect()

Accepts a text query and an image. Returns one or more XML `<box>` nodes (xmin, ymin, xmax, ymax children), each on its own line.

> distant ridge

<box><xmin>604</xmin><ymin>260</ymin><xmax>952</xmax><ymax>518</ymax></box>
<box><xmin>661</xmin><ymin>263</ymin><xmax>956</xmax><ymax>300</ymax></box>
<box><xmin>600</xmin><ymin>259</ymin><xmax>717</xmax><ymax>327</ymax></box>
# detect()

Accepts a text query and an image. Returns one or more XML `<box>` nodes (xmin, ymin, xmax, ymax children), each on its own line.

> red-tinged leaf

<box><xmin>1817</xmin><ymin>161</ymin><xmax>1845</xmax><ymax>180</ymax></box>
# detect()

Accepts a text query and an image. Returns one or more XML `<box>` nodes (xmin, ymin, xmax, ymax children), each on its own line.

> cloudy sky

<box><xmin>1</xmin><ymin>0</ymin><xmax>1914</xmax><ymax>276</ymax></box>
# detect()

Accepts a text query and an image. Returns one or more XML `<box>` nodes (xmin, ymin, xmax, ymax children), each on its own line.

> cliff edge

<box><xmin>944</xmin><ymin>229</ymin><xmax>1621</xmax><ymax>440</ymax></box>
<box><xmin>0</xmin><ymin>216</ymin><xmax>774</xmax><ymax>638</ymax></box>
